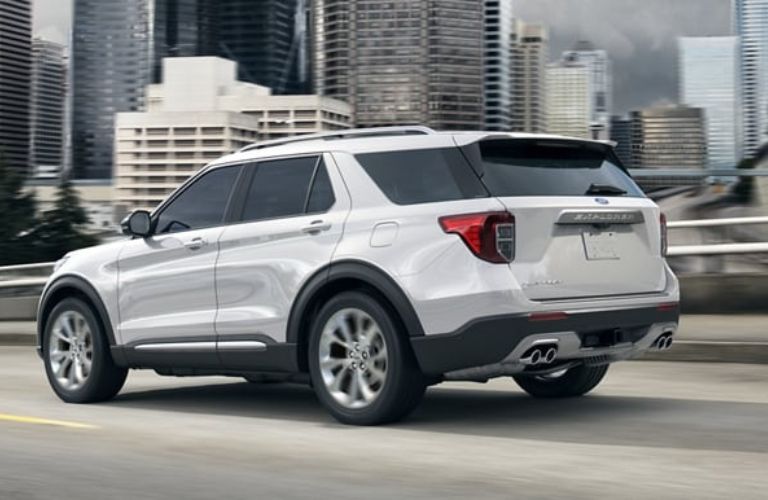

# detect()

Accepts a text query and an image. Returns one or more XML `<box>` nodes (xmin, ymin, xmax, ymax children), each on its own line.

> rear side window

<box><xmin>241</xmin><ymin>157</ymin><xmax>318</xmax><ymax>222</ymax></box>
<box><xmin>477</xmin><ymin>140</ymin><xmax>644</xmax><ymax>197</ymax></box>
<box><xmin>355</xmin><ymin>148</ymin><xmax>488</xmax><ymax>205</ymax></box>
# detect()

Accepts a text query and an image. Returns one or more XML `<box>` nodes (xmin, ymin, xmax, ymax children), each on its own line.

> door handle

<box><xmin>184</xmin><ymin>237</ymin><xmax>207</xmax><ymax>250</ymax></box>
<box><xmin>301</xmin><ymin>220</ymin><xmax>332</xmax><ymax>235</ymax></box>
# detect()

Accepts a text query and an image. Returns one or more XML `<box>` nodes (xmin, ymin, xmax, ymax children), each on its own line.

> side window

<box><xmin>306</xmin><ymin>160</ymin><xmax>336</xmax><ymax>213</ymax></box>
<box><xmin>240</xmin><ymin>156</ymin><xmax>318</xmax><ymax>222</ymax></box>
<box><xmin>155</xmin><ymin>165</ymin><xmax>240</xmax><ymax>234</ymax></box>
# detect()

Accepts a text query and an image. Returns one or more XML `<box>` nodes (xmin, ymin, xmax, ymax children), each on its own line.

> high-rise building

<box><xmin>546</xmin><ymin>62</ymin><xmax>591</xmax><ymax>139</ymax></box>
<box><xmin>483</xmin><ymin>0</ymin><xmax>514</xmax><ymax>131</ymax></box>
<box><xmin>151</xmin><ymin>0</ymin><xmax>217</xmax><ymax>83</ymax></box>
<box><xmin>733</xmin><ymin>0</ymin><xmax>768</xmax><ymax>157</ymax></box>
<box><xmin>29</xmin><ymin>38</ymin><xmax>66</xmax><ymax>176</ymax></box>
<box><xmin>0</xmin><ymin>0</ymin><xmax>32</xmax><ymax>175</ymax></box>
<box><xmin>115</xmin><ymin>57</ymin><xmax>351</xmax><ymax>212</ymax></box>
<box><xmin>679</xmin><ymin>36</ymin><xmax>741</xmax><ymax>169</ymax></box>
<box><xmin>216</xmin><ymin>0</ymin><xmax>310</xmax><ymax>94</ymax></box>
<box><xmin>630</xmin><ymin>106</ymin><xmax>707</xmax><ymax>169</ymax></box>
<box><xmin>610</xmin><ymin>115</ymin><xmax>633</xmax><ymax>166</ymax></box>
<box><xmin>561</xmin><ymin>41</ymin><xmax>612</xmax><ymax>139</ymax></box>
<box><xmin>510</xmin><ymin>21</ymin><xmax>548</xmax><ymax>133</ymax></box>
<box><xmin>314</xmin><ymin>0</ymin><xmax>485</xmax><ymax>130</ymax></box>
<box><xmin>71</xmin><ymin>0</ymin><xmax>152</xmax><ymax>180</ymax></box>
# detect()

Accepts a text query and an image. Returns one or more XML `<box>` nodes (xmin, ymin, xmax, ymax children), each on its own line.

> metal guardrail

<box><xmin>0</xmin><ymin>215</ymin><xmax>767</xmax><ymax>320</ymax></box>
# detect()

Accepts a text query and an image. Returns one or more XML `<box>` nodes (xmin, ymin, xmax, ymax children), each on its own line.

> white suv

<box><xmin>37</xmin><ymin>127</ymin><xmax>679</xmax><ymax>425</ymax></box>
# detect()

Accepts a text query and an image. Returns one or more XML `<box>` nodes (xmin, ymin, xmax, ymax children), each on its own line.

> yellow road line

<box><xmin>0</xmin><ymin>413</ymin><xmax>98</xmax><ymax>429</ymax></box>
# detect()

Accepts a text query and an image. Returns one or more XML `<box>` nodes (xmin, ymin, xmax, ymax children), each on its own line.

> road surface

<box><xmin>1</xmin><ymin>346</ymin><xmax>766</xmax><ymax>499</ymax></box>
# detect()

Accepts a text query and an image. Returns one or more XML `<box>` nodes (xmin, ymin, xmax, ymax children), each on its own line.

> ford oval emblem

<box><xmin>595</xmin><ymin>197</ymin><xmax>610</xmax><ymax>205</ymax></box>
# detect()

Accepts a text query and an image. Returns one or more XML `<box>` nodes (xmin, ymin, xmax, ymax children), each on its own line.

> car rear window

<box><xmin>477</xmin><ymin>139</ymin><xmax>644</xmax><ymax>197</ymax></box>
<box><xmin>355</xmin><ymin>148</ymin><xmax>489</xmax><ymax>205</ymax></box>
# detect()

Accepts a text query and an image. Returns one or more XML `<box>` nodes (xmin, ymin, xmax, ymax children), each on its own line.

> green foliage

<box><xmin>0</xmin><ymin>153</ymin><xmax>100</xmax><ymax>265</ymax></box>
<box><xmin>34</xmin><ymin>180</ymin><xmax>99</xmax><ymax>262</ymax></box>
<box><xmin>732</xmin><ymin>157</ymin><xmax>756</xmax><ymax>204</ymax></box>
<box><xmin>0</xmin><ymin>155</ymin><xmax>40</xmax><ymax>265</ymax></box>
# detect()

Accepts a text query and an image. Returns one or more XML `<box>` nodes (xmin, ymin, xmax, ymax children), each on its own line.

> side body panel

<box><xmin>214</xmin><ymin>153</ymin><xmax>351</xmax><ymax>343</ymax></box>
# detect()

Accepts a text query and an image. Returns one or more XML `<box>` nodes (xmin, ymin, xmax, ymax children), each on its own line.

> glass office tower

<box><xmin>679</xmin><ymin>36</ymin><xmax>741</xmax><ymax>169</ymax></box>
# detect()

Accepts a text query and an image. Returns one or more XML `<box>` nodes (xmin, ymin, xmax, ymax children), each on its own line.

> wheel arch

<box><xmin>287</xmin><ymin>260</ymin><xmax>425</xmax><ymax>372</ymax></box>
<box><xmin>37</xmin><ymin>275</ymin><xmax>121</xmax><ymax>362</ymax></box>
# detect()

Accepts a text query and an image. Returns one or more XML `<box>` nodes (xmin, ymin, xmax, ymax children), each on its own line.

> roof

<box><xmin>209</xmin><ymin>127</ymin><xmax>617</xmax><ymax>167</ymax></box>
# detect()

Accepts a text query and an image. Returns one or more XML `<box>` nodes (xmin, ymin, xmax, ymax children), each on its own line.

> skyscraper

<box><xmin>216</xmin><ymin>0</ymin><xmax>310</xmax><ymax>94</ymax></box>
<box><xmin>630</xmin><ymin>106</ymin><xmax>707</xmax><ymax>169</ymax></box>
<box><xmin>71</xmin><ymin>0</ymin><xmax>151</xmax><ymax>179</ymax></box>
<box><xmin>510</xmin><ymin>20</ymin><xmax>548</xmax><ymax>133</ymax></box>
<box><xmin>314</xmin><ymin>0</ymin><xmax>485</xmax><ymax>129</ymax></box>
<box><xmin>561</xmin><ymin>41</ymin><xmax>612</xmax><ymax>139</ymax></box>
<box><xmin>151</xmin><ymin>0</ymin><xmax>217</xmax><ymax>83</ymax></box>
<box><xmin>546</xmin><ymin>62</ymin><xmax>591</xmax><ymax>139</ymax></box>
<box><xmin>610</xmin><ymin>115</ymin><xmax>633</xmax><ymax>166</ymax></box>
<box><xmin>483</xmin><ymin>0</ymin><xmax>514</xmax><ymax>131</ymax></box>
<box><xmin>733</xmin><ymin>0</ymin><xmax>768</xmax><ymax>156</ymax></box>
<box><xmin>29</xmin><ymin>38</ymin><xmax>66</xmax><ymax>177</ymax></box>
<box><xmin>0</xmin><ymin>0</ymin><xmax>32</xmax><ymax>175</ymax></box>
<box><xmin>679</xmin><ymin>36</ymin><xmax>741</xmax><ymax>169</ymax></box>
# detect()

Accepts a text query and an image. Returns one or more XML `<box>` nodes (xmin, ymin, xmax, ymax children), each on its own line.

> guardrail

<box><xmin>0</xmin><ymin>215</ymin><xmax>767</xmax><ymax>320</ymax></box>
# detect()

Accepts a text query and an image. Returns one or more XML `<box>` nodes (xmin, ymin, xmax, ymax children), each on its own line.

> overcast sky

<box><xmin>32</xmin><ymin>0</ymin><xmax>732</xmax><ymax>114</ymax></box>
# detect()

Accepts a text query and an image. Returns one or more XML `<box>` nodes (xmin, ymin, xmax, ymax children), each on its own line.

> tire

<box><xmin>43</xmin><ymin>298</ymin><xmax>128</xmax><ymax>403</ymax></box>
<box><xmin>308</xmin><ymin>290</ymin><xmax>425</xmax><ymax>425</ymax></box>
<box><xmin>513</xmin><ymin>364</ymin><xmax>609</xmax><ymax>399</ymax></box>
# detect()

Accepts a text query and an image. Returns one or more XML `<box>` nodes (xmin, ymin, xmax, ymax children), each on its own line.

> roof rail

<box><xmin>238</xmin><ymin>126</ymin><xmax>436</xmax><ymax>153</ymax></box>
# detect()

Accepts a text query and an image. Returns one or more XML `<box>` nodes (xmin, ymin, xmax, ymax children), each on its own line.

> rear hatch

<box><xmin>467</xmin><ymin>138</ymin><xmax>667</xmax><ymax>301</ymax></box>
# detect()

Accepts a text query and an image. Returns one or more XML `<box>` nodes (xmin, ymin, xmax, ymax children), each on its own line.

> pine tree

<box><xmin>35</xmin><ymin>180</ymin><xmax>99</xmax><ymax>261</ymax></box>
<box><xmin>0</xmin><ymin>154</ymin><xmax>40</xmax><ymax>265</ymax></box>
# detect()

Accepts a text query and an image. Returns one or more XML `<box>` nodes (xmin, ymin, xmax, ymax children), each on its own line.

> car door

<box><xmin>117</xmin><ymin>164</ymin><xmax>242</xmax><ymax>367</ymax></box>
<box><xmin>214</xmin><ymin>154</ymin><xmax>350</xmax><ymax>369</ymax></box>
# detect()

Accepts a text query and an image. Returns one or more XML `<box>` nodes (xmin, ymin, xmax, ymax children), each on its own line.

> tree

<box><xmin>0</xmin><ymin>154</ymin><xmax>40</xmax><ymax>265</ymax></box>
<box><xmin>35</xmin><ymin>180</ymin><xmax>99</xmax><ymax>262</ymax></box>
<box><xmin>732</xmin><ymin>157</ymin><xmax>756</xmax><ymax>204</ymax></box>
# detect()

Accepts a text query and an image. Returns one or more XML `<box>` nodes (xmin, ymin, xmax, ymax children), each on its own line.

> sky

<box><xmin>32</xmin><ymin>0</ymin><xmax>732</xmax><ymax>114</ymax></box>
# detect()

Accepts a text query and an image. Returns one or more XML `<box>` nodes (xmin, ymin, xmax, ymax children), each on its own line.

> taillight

<box><xmin>660</xmin><ymin>213</ymin><xmax>668</xmax><ymax>257</ymax></box>
<box><xmin>439</xmin><ymin>211</ymin><xmax>515</xmax><ymax>263</ymax></box>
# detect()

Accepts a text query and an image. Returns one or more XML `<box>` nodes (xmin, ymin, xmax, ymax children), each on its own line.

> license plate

<box><xmin>582</xmin><ymin>230</ymin><xmax>620</xmax><ymax>260</ymax></box>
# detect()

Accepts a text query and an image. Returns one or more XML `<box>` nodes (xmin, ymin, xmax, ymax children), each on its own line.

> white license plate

<box><xmin>582</xmin><ymin>231</ymin><xmax>620</xmax><ymax>260</ymax></box>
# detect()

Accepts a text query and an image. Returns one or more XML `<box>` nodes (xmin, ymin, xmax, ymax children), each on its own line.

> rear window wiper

<box><xmin>585</xmin><ymin>183</ymin><xmax>627</xmax><ymax>196</ymax></box>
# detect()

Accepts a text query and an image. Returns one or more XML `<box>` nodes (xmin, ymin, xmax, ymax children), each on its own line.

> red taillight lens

<box><xmin>439</xmin><ymin>211</ymin><xmax>515</xmax><ymax>263</ymax></box>
<box><xmin>660</xmin><ymin>213</ymin><xmax>668</xmax><ymax>257</ymax></box>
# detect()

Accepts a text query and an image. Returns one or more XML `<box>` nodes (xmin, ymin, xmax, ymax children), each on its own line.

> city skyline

<box><xmin>33</xmin><ymin>0</ymin><xmax>731</xmax><ymax>114</ymax></box>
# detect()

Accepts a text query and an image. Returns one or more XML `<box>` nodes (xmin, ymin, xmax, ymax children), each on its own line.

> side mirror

<box><xmin>121</xmin><ymin>210</ymin><xmax>152</xmax><ymax>237</ymax></box>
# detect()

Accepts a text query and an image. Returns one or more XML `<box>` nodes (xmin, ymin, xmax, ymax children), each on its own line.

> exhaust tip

<box><xmin>530</xmin><ymin>349</ymin><xmax>543</xmax><ymax>365</ymax></box>
<box><xmin>544</xmin><ymin>347</ymin><xmax>558</xmax><ymax>364</ymax></box>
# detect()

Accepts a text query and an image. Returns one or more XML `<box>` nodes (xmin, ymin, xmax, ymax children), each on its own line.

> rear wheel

<box><xmin>308</xmin><ymin>291</ymin><xmax>425</xmax><ymax>425</ymax></box>
<box><xmin>43</xmin><ymin>298</ymin><xmax>128</xmax><ymax>403</ymax></box>
<box><xmin>513</xmin><ymin>364</ymin><xmax>609</xmax><ymax>398</ymax></box>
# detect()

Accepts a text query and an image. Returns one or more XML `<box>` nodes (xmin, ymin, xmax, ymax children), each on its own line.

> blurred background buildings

<box><xmin>0</xmin><ymin>0</ymin><xmax>766</xmax><ymax>235</ymax></box>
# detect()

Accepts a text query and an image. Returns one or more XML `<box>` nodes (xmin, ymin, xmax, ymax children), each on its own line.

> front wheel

<box><xmin>513</xmin><ymin>364</ymin><xmax>609</xmax><ymax>398</ymax></box>
<box><xmin>43</xmin><ymin>298</ymin><xmax>128</xmax><ymax>403</ymax></box>
<box><xmin>308</xmin><ymin>291</ymin><xmax>425</xmax><ymax>425</ymax></box>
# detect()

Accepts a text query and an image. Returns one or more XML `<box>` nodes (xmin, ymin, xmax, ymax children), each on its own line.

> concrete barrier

<box><xmin>679</xmin><ymin>273</ymin><xmax>768</xmax><ymax>314</ymax></box>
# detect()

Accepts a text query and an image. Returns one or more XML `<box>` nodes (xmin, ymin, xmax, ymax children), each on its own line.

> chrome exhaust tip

<box><xmin>530</xmin><ymin>349</ymin><xmax>542</xmax><ymax>365</ymax></box>
<box><xmin>544</xmin><ymin>347</ymin><xmax>558</xmax><ymax>364</ymax></box>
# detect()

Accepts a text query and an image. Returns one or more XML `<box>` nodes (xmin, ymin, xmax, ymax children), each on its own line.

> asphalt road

<box><xmin>1</xmin><ymin>347</ymin><xmax>767</xmax><ymax>499</ymax></box>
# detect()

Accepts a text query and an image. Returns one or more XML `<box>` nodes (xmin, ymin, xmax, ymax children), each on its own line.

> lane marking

<box><xmin>0</xmin><ymin>413</ymin><xmax>99</xmax><ymax>429</ymax></box>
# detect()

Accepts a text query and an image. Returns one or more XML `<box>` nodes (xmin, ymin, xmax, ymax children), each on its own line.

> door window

<box><xmin>240</xmin><ymin>156</ymin><xmax>335</xmax><ymax>222</ymax></box>
<box><xmin>155</xmin><ymin>165</ymin><xmax>240</xmax><ymax>234</ymax></box>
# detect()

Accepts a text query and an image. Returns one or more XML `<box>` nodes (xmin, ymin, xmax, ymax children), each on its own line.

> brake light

<box><xmin>439</xmin><ymin>211</ymin><xmax>515</xmax><ymax>263</ymax></box>
<box><xmin>660</xmin><ymin>213</ymin><xmax>668</xmax><ymax>257</ymax></box>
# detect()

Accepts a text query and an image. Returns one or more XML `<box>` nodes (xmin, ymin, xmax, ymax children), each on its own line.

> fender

<box><xmin>36</xmin><ymin>275</ymin><xmax>123</xmax><ymax>363</ymax></box>
<box><xmin>286</xmin><ymin>260</ymin><xmax>425</xmax><ymax>346</ymax></box>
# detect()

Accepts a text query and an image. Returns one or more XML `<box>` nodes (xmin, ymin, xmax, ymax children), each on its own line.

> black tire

<box><xmin>308</xmin><ymin>290</ymin><xmax>425</xmax><ymax>425</ymax></box>
<box><xmin>43</xmin><ymin>298</ymin><xmax>128</xmax><ymax>403</ymax></box>
<box><xmin>513</xmin><ymin>364</ymin><xmax>609</xmax><ymax>399</ymax></box>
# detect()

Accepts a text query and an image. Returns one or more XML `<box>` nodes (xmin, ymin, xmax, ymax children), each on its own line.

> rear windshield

<box><xmin>355</xmin><ymin>148</ymin><xmax>489</xmax><ymax>205</ymax></box>
<box><xmin>477</xmin><ymin>139</ymin><xmax>644</xmax><ymax>197</ymax></box>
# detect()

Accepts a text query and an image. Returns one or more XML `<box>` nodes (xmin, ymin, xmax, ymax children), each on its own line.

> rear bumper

<box><xmin>410</xmin><ymin>304</ymin><xmax>679</xmax><ymax>376</ymax></box>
